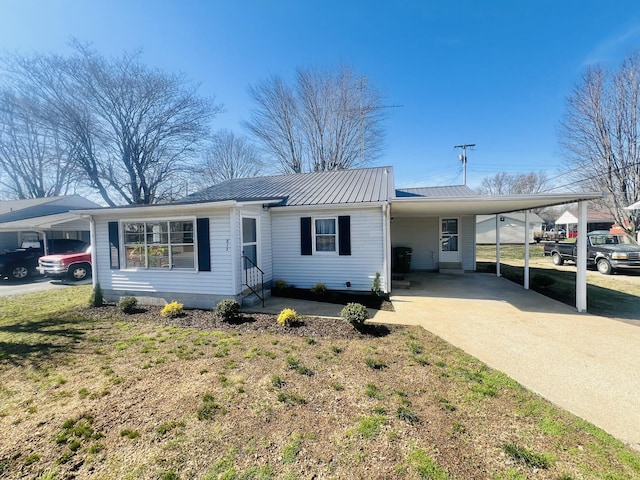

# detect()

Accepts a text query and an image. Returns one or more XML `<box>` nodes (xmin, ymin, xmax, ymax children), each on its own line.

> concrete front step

<box><xmin>242</xmin><ymin>289</ymin><xmax>271</xmax><ymax>307</ymax></box>
<box><xmin>439</xmin><ymin>262</ymin><xmax>464</xmax><ymax>274</ymax></box>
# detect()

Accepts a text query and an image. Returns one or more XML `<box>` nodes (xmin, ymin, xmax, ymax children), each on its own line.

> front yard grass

<box><xmin>1</xmin><ymin>286</ymin><xmax>639</xmax><ymax>479</ymax></box>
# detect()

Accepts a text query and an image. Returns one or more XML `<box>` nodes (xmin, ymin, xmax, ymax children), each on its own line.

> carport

<box><xmin>389</xmin><ymin>191</ymin><xmax>603</xmax><ymax>312</ymax></box>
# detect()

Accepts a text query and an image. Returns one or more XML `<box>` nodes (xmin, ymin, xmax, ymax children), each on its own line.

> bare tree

<box><xmin>559</xmin><ymin>52</ymin><xmax>640</xmax><ymax>233</ymax></box>
<box><xmin>245</xmin><ymin>65</ymin><xmax>386</xmax><ymax>173</ymax></box>
<box><xmin>1</xmin><ymin>42</ymin><xmax>220</xmax><ymax>205</ymax></box>
<box><xmin>191</xmin><ymin>130</ymin><xmax>265</xmax><ymax>189</ymax></box>
<box><xmin>477</xmin><ymin>171</ymin><xmax>549</xmax><ymax>195</ymax></box>
<box><xmin>0</xmin><ymin>91</ymin><xmax>77</xmax><ymax>198</ymax></box>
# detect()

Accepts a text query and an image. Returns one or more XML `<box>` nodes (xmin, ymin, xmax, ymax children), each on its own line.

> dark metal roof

<box><xmin>0</xmin><ymin>196</ymin><xmax>101</xmax><ymax>224</ymax></box>
<box><xmin>186</xmin><ymin>167</ymin><xmax>394</xmax><ymax>206</ymax></box>
<box><xmin>395</xmin><ymin>185</ymin><xmax>478</xmax><ymax>198</ymax></box>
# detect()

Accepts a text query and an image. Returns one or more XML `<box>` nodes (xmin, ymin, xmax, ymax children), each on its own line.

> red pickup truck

<box><xmin>38</xmin><ymin>246</ymin><xmax>92</xmax><ymax>281</ymax></box>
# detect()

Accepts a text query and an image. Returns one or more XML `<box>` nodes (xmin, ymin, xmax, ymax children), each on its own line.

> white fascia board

<box><xmin>269</xmin><ymin>201</ymin><xmax>387</xmax><ymax>212</ymax></box>
<box><xmin>75</xmin><ymin>200</ymin><xmax>238</xmax><ymax>217</ymax></box>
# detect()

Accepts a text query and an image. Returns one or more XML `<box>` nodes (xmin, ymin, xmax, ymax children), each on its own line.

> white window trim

<box><xmin>120</xmin><ymin>216</ymin><xmax>198</xmax><ymax>272</ymax></box>
<box><xmin>312</xmin><ymin>216</ymin><xmax>338</xmax><ymax>255</ymax></box>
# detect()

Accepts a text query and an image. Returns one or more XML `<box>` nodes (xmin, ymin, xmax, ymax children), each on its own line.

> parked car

<box><xmin>0</xmin><ymin>239</ymin><xmax>89</xmax><ymax>281</ymax></box>
<box><xmin>543</xmin><ymin>231</ymin><xmax>640</xmax><ymax>274</ymax></box>
<box><xmin>38</xmin><ymin>246</ymin><xmax>92</xmax><ymax>281</ymax></box>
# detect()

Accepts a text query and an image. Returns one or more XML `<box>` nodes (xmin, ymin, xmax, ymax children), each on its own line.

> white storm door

<box><xmin>241</xmin><ymin>217</ymin><xmax>259</xmax><ymax>274</ymax></box>
<box><xmin>440</xmin><ymin>217</ymin><xmax>460</xmax><ymax>263</ymax></box>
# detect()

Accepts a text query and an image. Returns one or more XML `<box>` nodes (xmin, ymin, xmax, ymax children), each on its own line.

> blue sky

<box><xmin>2</xmin><ymin>0</ymin><xmax>640</xmax><ymax>190</ymax></box>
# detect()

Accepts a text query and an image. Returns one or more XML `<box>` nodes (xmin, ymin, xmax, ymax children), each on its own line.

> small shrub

<box><xmin>89</xmin><ymin>283</ymin><xmax>103</xmax><ymax>307</ymax></box>
<box><xmin>277</xmin><ymin>308</ymin><xmax>299</xmax><ymax>327</ymax></box>
<box><xmin>274</xmin><ymin>279</ymin><xmax>288</xmax><ymax>289</ymax></box>
<box><xmin>118</xmin><ymin>296</ymin><xmax>138</xmax><ymax>314</ymax></box>
<box><xmin>365</xmin><ymin>383</ymin><xmax>384</xmax><ymax>400</ymax></box>
<box><xmin>214</xmin><ymin>299</ymin><xmax>241</xmax><ymax>322</ymax></box>
<box><xmin>119</xmin><ymin>429</ymin><xmax>140</xmax><ymax>439</ymax></box>
<box><xmin>310</xmin><ymin>282</ymin><xmax>326</xmax><ymax>295</ymax></box>
<box><xmin>340</xmin><ymin>302</ymin><xmax>369</xmax><ymax>328</ymax></box>
<box><xmin>161</xmin><ymin>301</ymin><xmax>184</xmax><ymax>318</ymax></box>
<box><xmin>372</xmin><ymin>272</ymin><xmax>382</xmax><ymax>296</ymax></box>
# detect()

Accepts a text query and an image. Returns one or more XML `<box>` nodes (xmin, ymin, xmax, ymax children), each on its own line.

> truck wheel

<box><xmin>552</xmin><ymin>252</ymin><xmax>564</xmax><ymax>266</ymax></box>
<box><xmin>68</xmin><ymin>264</ymin><xmax>91</xmax><ymax>281</ymax></box>
<box><xmin>596</xmin><ymin>258</ymin><xmax>612</xmax><ymax>275</ymax></box>
<box><xmin>10</xmin><ymin>264</ymin><xmax>30</xmax><ymax>281</ymax></box>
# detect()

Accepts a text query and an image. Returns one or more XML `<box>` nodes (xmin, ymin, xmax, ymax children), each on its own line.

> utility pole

<box><xmin>454</xmin><ymin>143</ymin><xmax>475</xmax><ymax>185</ymax></box>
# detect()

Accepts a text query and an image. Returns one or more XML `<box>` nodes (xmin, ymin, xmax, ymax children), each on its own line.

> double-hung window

<box><xmin>123</xmin><ymin>220</ymin><xmax>195</xmax><ymax>269</ymax></box>
<box><xmin>314</xmin><ymin>218</ymin><xmax>336</xmax><ymax>253</ymax></box>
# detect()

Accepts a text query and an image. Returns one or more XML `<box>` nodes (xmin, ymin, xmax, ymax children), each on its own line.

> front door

<box><xmin>440</xmin><ymin>217</ymin><xmax>460</xmax><ymax>263</ymax></box>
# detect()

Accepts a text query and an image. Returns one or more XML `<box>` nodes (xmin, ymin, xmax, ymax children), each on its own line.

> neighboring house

<box><xmin>476</xmin><ymin>212</ymin><xmax>544</xmax><ymax>244</ymax></box>
<box><xmin>0</xmin><ymin>195</ymin><xmax>100</xmax><ymax>252</ymax></box>
<box><xmin>77</xmin><ymin>167</ymin><xmax>602</xmax><ymax>309</ymax></box>
<box><xmin>555</xmin><ymin>208</ymin><xmax>615</xmax><ymax>237</ymax></box>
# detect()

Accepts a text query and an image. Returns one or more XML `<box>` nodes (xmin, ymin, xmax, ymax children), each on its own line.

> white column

<box><xmin>576</xmin><ymin>201</ymin><xmax>588</xmax><ymax>312</ymax></box>
<box><xmin>524</xmin><ymin>210</ymin><xmax>530</xmax><ymax>290</ymax></box>
<box><xmin>495</xmin><ymin>214</ymin><xmax>501</xmax><ymax>277</ymax></box>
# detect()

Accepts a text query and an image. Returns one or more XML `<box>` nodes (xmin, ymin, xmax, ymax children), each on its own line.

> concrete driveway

<box><xmin>256</xmin><ymin>273</ymin><xmax>640</xmax><ymax>451</ymax></box>
<box><xmin>0</xmin><ymin>277</ymin><xmax>92</xmax><ymax>297</ymax></box>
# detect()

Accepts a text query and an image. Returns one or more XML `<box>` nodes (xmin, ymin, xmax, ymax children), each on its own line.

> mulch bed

<box><xmin>271</xmin><ymin>287</ymin><xmax>394</xmax><ymax>311</ymax></box>
<box><xmin>79</xmin><ymin>304</ymin><xmax>397</xmax><ymax>339</ymax></box>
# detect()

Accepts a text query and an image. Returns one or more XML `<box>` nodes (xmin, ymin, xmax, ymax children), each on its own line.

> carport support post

<box><xmin>495</xmin><ymin>215</ymin><xmax>501</xmax><ymax>277</ymax></box>
<box><xmin>576</xmin><ymin>201</ymin><xmax>588</xmax><ymax>312</ymax></box>
<box><xmin>524</xmin><ymin>210</ymin><xmax>530</xmax><ymax>290</ymax></box>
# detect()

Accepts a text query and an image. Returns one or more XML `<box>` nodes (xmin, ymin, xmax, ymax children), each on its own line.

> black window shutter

<box><xmin>197</xmin><ymin>217</ymin><xmax>211</xmax><ymax>271</ymax></box>
<box><xmin>301</xmin><ymin>217</ymin><xmax>312</xmax><ymax>255</ymax></box>
<box><xmin>338</xmin><ymin>216</ymin><xmax>351</xmax><ymax>256</ymax></box>
<box><xmin>108</xmin><ymin>221</ymin><xmax>120</xmax><ymax>269</ymax></box>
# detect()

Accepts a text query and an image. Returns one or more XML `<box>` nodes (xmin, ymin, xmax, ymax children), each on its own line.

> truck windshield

<box><xmin>589</xmin><ymin>234</ymin><xmax>638</xmax><ymax>246</ymax></box>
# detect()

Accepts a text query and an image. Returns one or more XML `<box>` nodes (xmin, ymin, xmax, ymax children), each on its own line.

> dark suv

<box><xmin>0</xmin><ymin>239</ymin><xmax>89</xmax><ymax>281</ymax></box>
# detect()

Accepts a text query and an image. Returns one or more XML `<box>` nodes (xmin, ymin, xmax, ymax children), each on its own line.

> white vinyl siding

<box><xmin>271</xmin><ymin>207</ymin><xmax>385</xmax><ymax>291</ymax></box>
<box><xmin>94</xmin><ymin>209</ymin><xmax>235</xmax><ymax>296</ymax></box>
<box><xmin>391</xmin><ymin>217</ymin><xmax>439</xmax><ymax>270</ymax></box>
<box><xmin>390</xmin><ymin>215</ymin><xmax>475</xmax><ymax>271</ymax></box>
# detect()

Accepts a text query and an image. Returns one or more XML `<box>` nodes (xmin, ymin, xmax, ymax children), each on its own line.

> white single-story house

<box><xmin>77</xmin><ymin>167</ymin><xmax>602</xmax><ymax>311</ymax></box>
<box><xmin>555</xmin><ymin>208</ymin><xmax>615</xmax><ymax>237</ymax></box>
<box><xmin>476</xmin><ymin>212</ymin><xmax>544</xmax><ymax>244</ymax></box>
<box><xmin>0</xmin><ymin>195</ymin><xmax>99</xmax><ymax>252</ymax></box>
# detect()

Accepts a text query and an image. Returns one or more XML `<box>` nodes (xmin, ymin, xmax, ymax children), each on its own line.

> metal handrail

<box><xmin>241</xmin><ymin>255</ymin><xmax>264</xmax><ymax>307</ymax></box>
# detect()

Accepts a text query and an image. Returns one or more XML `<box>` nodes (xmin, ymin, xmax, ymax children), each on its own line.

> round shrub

<box><xmin>277</xmin><ymin>308</ymin><xmax>299</xmax><ymax>327</ymax></box>
<box><xmin>161</xmin><ymin>301</ymin><xmax>184</xmax><ymax>318</ymax></box>
<box><xmin>118</xmin><ymin>296</ymin><xmax>138</xmax><ymax>314</ymax></box>
<box><xmin>214</xmin><ymin>299</ymin><xmax>241</xmax><ymax>322</ymax></box>
<box><xmin>310</xmin><ymin>282</ymin><xmax>326</xmax><ymax>295</ymax></box>
<box><xmin>340</xmin><ymin>302</ymin><xmax>369</xmax><ymax>327</ymax></box>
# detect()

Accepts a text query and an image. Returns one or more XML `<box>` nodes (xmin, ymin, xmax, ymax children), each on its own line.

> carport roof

<box><xmin>390</xmin><ymin>192</ymin><xmax>604</xmax><ymax>216</ymax></box>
